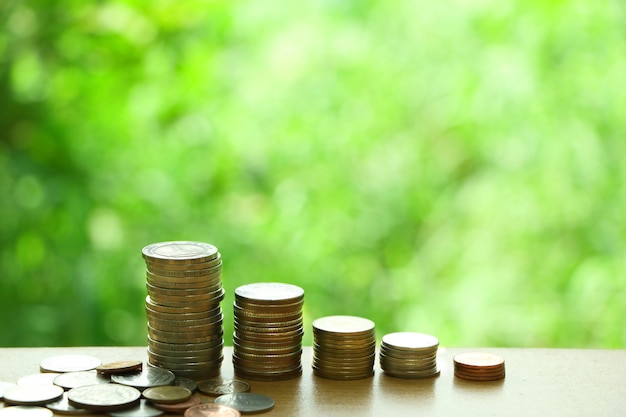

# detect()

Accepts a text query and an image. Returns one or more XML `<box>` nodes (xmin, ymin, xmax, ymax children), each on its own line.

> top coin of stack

<box><xmin>312</xmin><ymin>315</ymin><xmax>376</xmax><ymax>380</ymax></box>
<box><xmin>142</xmin><ymin>241</ymin><xmax>225</xmax><ymax>379</ymax></box>
<box><xmin>453</xmin><ymin>352</ymin><xmax>505</xmax><ymax>381</ymax></box>
<box><xmin>232</xmin><ymin>282</ymin><xmax>304</xmax><ymax>381</ymax></box>
<box><xmin>379</xmin><ymin>332</ymin><xmax>440</xmax><ymax>379</ymax></box>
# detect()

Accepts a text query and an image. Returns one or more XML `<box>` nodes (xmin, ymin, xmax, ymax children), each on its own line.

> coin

<box><xmin>143</xmin><ymin>386</ymin><xmax>192</xmax><ymax>404</ymax></box>
<box><xmin>381</xmin><ymin>332</ymin><xmax>439</xmax><ymax>350</ymax></box>
<box><xmin>152</xmin><ymin>395</ymin><xmax>201</xmax><ymax>414</ymax></box>
<box><xmin>39</xmin><ymin>354</ymin><xmax>101</xmax><ymax>373</ymax></box>
<box><xmin>17</xmin><ymin>374</ymin><xmax>60</xmax><ymax>386</ymax></box>
<box><xmin>214</xmin><ymin>393</ymin><xmax>275</xmax><ymax>414</ymax></box>
<box><xmin>184</xmin><ymin>403</ymin><xmax>241</xmax><ymax>417</ymax></box>
<box><xmin>197</xmin><ymin>379</ymin><xmax>251</xmax><ymax>396</ymax></box>
<box><xmin>234</xmin><ymin>283</ymin><xmax>304</xmax><ymax>305</ymax></box>
<box><xmin>45</xmin><ymin>393</ymin><xmax>90</xmax><ymax>415</ymax></box>
<box><xmin>67</xmin><ymin>384</ymin><xmax>141</xmax><ymax>411</ymax></box>
<box><xmin>3</xmin><ymin>385</ymin><xmax>64</xmax><ymax>406</ymax></box>
<box><xmin>0</xmin><ymin>406</ymin><xmax>54</xmax><ymax>417</ymax></box>
<box><xmin>453</xmin><ymin>352</ymin><xmax>506</xmax><ymax>381</ymax></box>
<box><xmin>108</xmin><ymin>399</ymin><xmax>164</xmax><ymax>417</ymax></box>
<box><xmin>312</xmin><ymin>315</ymin><xmax>375</xmax><ymax>335</ymax></box>
<box><xmin>0</xmin><ymin>381</ymin><xmax>17</xmax><ymax>399</ymax></box>
<box><xmin>96</xmin><ymin>360</ymin><xmax>143</xmax><ymax>375</ymax></box>
<box><xmin>142</xmin><ymin>241</ymin><xmax>219</xmax><ymax>263</ymax></box>
<box><xmin>111</xmin><ymin>367</ymin><xmax>175</xmax><ymax>389</ymax></box>
<box><xmin>53</xmin><ymin>371</ymin><xmax>110</xmax><ymax>390</ymax></box>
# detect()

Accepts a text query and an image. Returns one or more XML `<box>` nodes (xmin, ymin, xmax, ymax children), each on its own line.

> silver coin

<box><xmin>0</xmin><ymin>381</ymin><xmax>17</xmax><ymax>399</ymax></box>
<box><xmin>111</xmin><ymin>367</ymin><xmax>175</xmax><ymax>389</ymax></box>
<box><xmin>54</xmin><ymin>371</ymin><xmax>110</xmax><ymax>390</ymax></box>
<box><xmin>0</xmin><ymin>406</ymin><xmax>54</xmax><ymax>417</ymax></box>
<box><xmin>197</xmin><ymin>379</ymin><xmax>250</xmax><ymax>396</ymax></box>
<box><xmin>214</xmin><ymin>393</ymin><xmax>275</xmax><ymax>413</ymax></box>
<box><xmin>108</xmin><ymin>399</ymin><xmax>164</xmax><ymax>417</ymax></box>
<box><xmin>40</xmin><ymin>354</ymin><xmax>101</xmax><ymax>373</ymax></box>
<box><xmin>67</xmin><ymin>384</ymin><xmax>141</xmax><ymax>411</ymax></box>
<box><xmin>46</xmin><ymin>393</ymin><xmax>90</xmax><ymax>415</ymax></box>
<box><xmin>3</xmin><ymin>384</ymin><xmax>64</xmax><ymax>406</ymax></box>
<box><xmin>17</xmin><ymin>373</ymin><xmax>61</xmax><ymax>386</ymax></box>
<box><xmin>171</xmin><ymin>376</ymin><xmax>197</xmax><ymax>393</ymax></box>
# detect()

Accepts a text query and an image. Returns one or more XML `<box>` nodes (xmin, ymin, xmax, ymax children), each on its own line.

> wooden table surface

<box><xmin>1</xmin><ymin>346</ymin><xmax>625</xmax><ymax>417</ymax></box>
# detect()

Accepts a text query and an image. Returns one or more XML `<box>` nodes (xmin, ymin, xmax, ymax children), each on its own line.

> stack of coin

<box><xmin>312</xmin><ymin>315</ymin><xmax>376</xmax><ymax>380</ymax></box>
<box><xmin>142</xmin><ymin>241</ymin><xmax>225</xmax><ymax>379</ymax></box>
<box><xmin>453</xmin><ymin>352</ymin><xmax>506</xmax><ymax>381</ymax></box>
<box><xmin>379</xmin><ymin>332</ymin><xmax>440</xmax><ymax>379</ymax></box>
<box><xmin>232</xmin><ymin>282</ymin><xmax>304</xmax><ymax>381</ymax></box>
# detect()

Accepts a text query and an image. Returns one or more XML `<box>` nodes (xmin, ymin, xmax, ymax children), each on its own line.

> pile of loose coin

<box><xmin>232</xmin><ymin>282</ymin><xmax>304</xmax><ymax>381</ymax></box>
<box><xmin>143</xmin><ymin>241</ymin><xmax>225</xmax><ymax>379</ymax></box>
<box><xmin>379</xmin><ymin>332</ymin><xmax>440</xmax><ymax>379</ymax></box>
<box><xmin>453</xmin><ymin>352</ymin><xmax>506</xmax><ymax>381</ymax></box>
<box><xmin>312</xmin><ymin>315</ymin><xmax>377</xmax><ymax>380</ymax></box>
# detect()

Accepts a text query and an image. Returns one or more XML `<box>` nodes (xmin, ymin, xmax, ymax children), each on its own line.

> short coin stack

<box><xmin>312</xmin><ymin>315</ymin><xmax>376</xmax><ymax>380</ymax></box>
<box><xmin>379</xmin><ymin>332</ymin><xmax>440</xmax><ymax>379</ymax></box>
<box><xmin>232</xmin><ymin>282</ymin><xmax>304</xmax><ymax>381</ymax></box>
<box><xmin>142</xmin><ymin>241</ymin><xmax>225</xmax><ymax>379</ymax></box>
<box><xmin>453</xmin><ymin>352</ymin><xmax>506</xmax><ymax>381</ymax></box>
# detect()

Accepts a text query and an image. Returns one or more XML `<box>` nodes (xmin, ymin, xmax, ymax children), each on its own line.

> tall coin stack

<box><xmin>379</xmin><ymin>332</ymin><xmax>440</xmax><ymax>379</ymax></box>
<box><xmin>142</xmin><ymin>241</ymin><xmax>225</xmax><ymax>379</ymax></box>
<box><xmin>233</xmin><ymin>282</ymin><xmax>304</xmax><ymax>381</ymax></box>
<box><xmin>312</xmin><ymin>315</ymin><xmax>376</xmax><ymax>380</ymax></box>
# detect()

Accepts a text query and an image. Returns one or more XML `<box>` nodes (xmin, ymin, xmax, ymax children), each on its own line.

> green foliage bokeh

<box><xmin>1</xmin><ymin>0</ymin><xmax>624</xmax><ymax>348</ymax></box>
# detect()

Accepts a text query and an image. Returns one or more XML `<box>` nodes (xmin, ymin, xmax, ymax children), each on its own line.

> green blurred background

<box><xmin>1</xmin><ymin>0</ymin><xmax>624</xmax><ymax>349</ymax></box>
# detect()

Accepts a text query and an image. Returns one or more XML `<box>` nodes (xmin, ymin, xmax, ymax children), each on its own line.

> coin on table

<box><xmin>184</xmin><ymin>403</ymin><xmax>241</xmax><ymax>417</ymax></box>
<box><xmin>53</xmin><ymin>371</ymin><xmax>110</xmax><ymax>390</ymax></box>
<box><xmin>152</xmin><ymin>395</ymin><xmax>201</xmax><ymax>414</ymax></box>
<box><xmin>67</xmin><ymin>384</ymin><xmax>141</xmax><ymax>411</ymax></box>
<box><xmin>96</xmin><ymin>360</ymin><xmax>143</xmax><ymax>375</ymax></box>
<box><xmin>0</xmin><ymin>381</ymin><xmax>17</xmax><ymax>399</ymax></box>
<box><xmin>108</xmin><ymin>399</ymin><xmax>164</xmax><ymax>417</ymax></box>
<box><xmin>454</xmin><ymin>352</ymin><xmax>505</xmax><ymax>368</ymax></box>
<box><xmin>3</xmin><ymin>384</ymin><xmax>64</xmax><ymax>406</ymax></box>
<box><xmin>0</xmin><ymin>406</ymin><xmax>54</xmax><ymax>417</ymax></box>
<box><xmin>40</xmin><ymin>354</ymin><xmax>101</xmax><ymax>373</ymax></box>
<box><xmin>46</xmin><ymin>392</ymin><xmax>90</xmax><ymax>415</ymax></box>
<box><xmin>142</xmin><ymin>386</ymin><xmax>192</xmax><ymax>404</ymax></box>
<box><xmin>214</xmin><ymin>393</ymin><xmax>275</xmax><ymax>414</ymax></box>
<box><xmin>171</xmin><ymin>376</ymin><xmax>198</xmax><ymax>393</ymax></box>
<box><xmin>17</xmin><ymin>373</ymin><xmax>60</xmax><ymax>386</ymax></box>
<box><xmin>197</xmin><ymin>379</ymin><xmax>250</xmax><ymax>396</ymax></box>
<box><xmin>111</xmin><ymin>367</ymin><xmax>175</xmax><ymax>389</ymax></box>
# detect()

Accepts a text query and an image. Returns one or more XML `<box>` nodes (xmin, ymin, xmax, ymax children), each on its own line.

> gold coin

<box><xmin>147</xmin><ymin>288</ymin><xmax>225</xmax><ymax>305</ymax></box>
<box><xmin>147</xmin><ymin>272</ymin><xmax>222</xmax><ymax>288</ymax></box>
<box><xmin>453</xmin><ymin>352</ymin><xmax>505</xmax><ymax>368</ymax></box>
<box><xmin>152</xmin><ymin>395</ymin><xmax>201</xmax><ymax>413</ymax></box>
<box><xmin>312</xmin><ymin>315</ymin><xmax>375</xmax><ymax>336</ymax></box>
<box><xmin>142</xmin><ymin>241</ymin><xmax>218</xmax><ymax>264</ymax></box>
<box><xmin>148</xmin><ymin>336</ymin><xmax>223</xmax><ymax>352</ymax></box>
<box><xmin>146</xmin><ymin>282</ymin><xmax>222</xmax><ymax>297</ymax></box>
<box><xmin>142</xmin><ymin>386</ymin><xmax>192</xmax><ymax>404</ymax></box>
<box><xmin>96</xmin><ymin>360</ymin><xmax>143</xmax><ymax>375</ymax></box>
<box><xmin>184</xmin><ymin>403</ymin><xmax>241</xmax><ymax>417</ymax></box>
<box><xmin>146</xmin><ymin>296</ymin><xmax>219</xmax><ymax>314</ymax></box>
<box><xmin>145</xmin><ymin>256</ymin><xmax>222</xmax><ymax>270</ymax></box>
<box><xmin>381</xmin><ymin>332</ymin><xmax>439</xmax><ymax>351</ymax></box>
<box><xmin>233</xmin><ymin>300</ymin><xmax>303</xmax><ymax>314</ymax></box>
<box><xmin>146</xmin><ymin>266</ymin><xmax>222</xmax><ymax>279</ymax></box>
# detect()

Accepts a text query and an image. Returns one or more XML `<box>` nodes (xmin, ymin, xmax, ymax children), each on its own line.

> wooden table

<box><xmin>1</xmin><ymin>346</ymin><xmax>625</xmax><ymax>416</ymax></box>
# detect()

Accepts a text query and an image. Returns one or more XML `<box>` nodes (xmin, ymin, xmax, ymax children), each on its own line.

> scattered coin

<box><xmin>184</xmin><ymin>403</ymin><xmax>241</xmax><ymax>417</ymax></box>
<box><xmin>67</xmin><ymin>384</ymin><xmax>141</xmax><ymax>411</ymax></box>
<box><xmin>111</xmin><ymin>367</ymin><xmax>175</xmax><ymax>389</ymax></box>
<box><xmin>142</xmin><ymin>386</ymin><xmax>192</xmax><ymax>404</ymax></box>
<box><xmin>0</xmin><ymin>381</ymin><xmax>17</xmax><ymax>399</ymax></box>
<box><xmin>17</xmin><ymin>374</ymin><xmax>61</xmax><ymax>386</ymax></box>
<box><xmin>152</xmin><ymin>395</ymin><xmax>201</xmax><ymax>414</ymax></box>
<box><xmin>3</xmin><ymin>384</ymin><xmax>64</xmax><ymax>406</ymax></box>
<box><xmin>214</xmin><ymin>393</ymin><xmax>275</xmax><ymax>414</ymax></box>
<box><xmin>53</xmin><ymin>371</ymin><xmax>110</xmax><ymax>390</ymax></box>
<box><xmin>45</xmin><ymin>392</ymin><xmax>90</xmax><ymax>415</ymax></box>
<box><xmin>108</xmin><ymin>399</ymin><xmax>164</xmax><ymax>417</ymax></box>
<box><xmin>40</xmin><ymin>354</ymin><xmax>101</xmax><ymax>373</ymax></box>
<box><xmin>197</xmin><ymin>379</ymin><xmax>251</xmax><ymax>396</ymax></box>
<box><xmin>0</xmin><ymin>406</ymin><xmax>54</xmax><ymax>417</ymax></box>
<box><xmin>171</xmin><ymin>376</ymin><xmax>198</xmax><ymax>393</ymax></box>
<box><xmin>96</xmin><ymin>360</ymin><xmax>143</xmax><ymax>375</ymax></box>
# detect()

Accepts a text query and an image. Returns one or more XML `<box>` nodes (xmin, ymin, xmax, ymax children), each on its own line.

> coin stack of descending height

<box><xmin>232</xmin><ymin>282</ymin><xmax>304</xmax><ymax>381</ymax></box>
<box><xmin>142</xmin><ymin>241</ymin><xmax>225</xmax><ymax>379</ymax></box>
<box><xmin>379</xmin><ymin>332</ymin><xmax>440</xmax><ymax>379</ymax></box>
<box><xmin>312</xmin><ymin>315</ymin><xmax>376</xmax><ymax>380</ymax></box>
